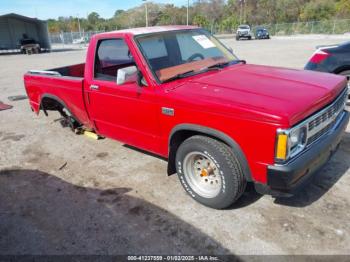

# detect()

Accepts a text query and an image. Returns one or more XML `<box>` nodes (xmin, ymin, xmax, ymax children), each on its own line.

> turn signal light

<box><xmin>276</xmin><ymin>133</ymin><xmax>288</xmax><ymax>160</ymax></box>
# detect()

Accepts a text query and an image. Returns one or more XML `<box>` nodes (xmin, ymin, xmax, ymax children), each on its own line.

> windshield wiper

<box><xmin>206</xmin><ymin>60</ymin><xmax>246</xmax><ymax>70</ymax></box>
<box><xmin>206</xmin><ymin>61</ymin><xmax>231</xmax><ymax>69</ymax></box>
<box><xmin>162</xmin><ymin>70</ymin><xmax>195</xmax><ymax>83</ymax></box>
<box><xmin>162</xmin><ymin>60</ymin><xmax>247</xmax><ymax>83</ymax></box>
<box><xmin>232</xmin><ymin>59</ymin><xmax>246</xmax><ymax>64</ymax></box>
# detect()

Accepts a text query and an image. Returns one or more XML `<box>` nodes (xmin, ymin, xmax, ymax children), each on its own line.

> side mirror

<box><xmin>116</xmin><ymin>66</ymin><xmax>138</xmax><ymax>85</ymax></box>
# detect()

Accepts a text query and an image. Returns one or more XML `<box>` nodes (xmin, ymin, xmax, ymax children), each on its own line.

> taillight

<box><xmin>309</xmin><ymin>49</ymin><xmax>330</xmax><ymax>64</ymax></box>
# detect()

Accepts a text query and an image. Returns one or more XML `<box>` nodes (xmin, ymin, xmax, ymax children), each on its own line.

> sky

<box><xmin>0</xmin><ymin>0</ymin><xmax>189</xmax><ymax>20</ymax></box>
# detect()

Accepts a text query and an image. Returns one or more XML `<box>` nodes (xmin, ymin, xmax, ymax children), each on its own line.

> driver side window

<box><xmin>94</xmin><ymin>38</ymin><xmax>135</xmax><ymax>82</ymax></box>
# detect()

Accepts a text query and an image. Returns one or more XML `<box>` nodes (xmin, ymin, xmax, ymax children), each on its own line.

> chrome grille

<box><xmin>307</xmin><ymin>119</ymin><xmax>336</xmax><ymax>145</ymax></box>
<box><xmin>306</xmin><ymin>88</ymin><xmax>347</xmax><ymax>146</ymax></box>
<box><xmin>308</xmin><ymin>91</ymin><xmax>346</xmax><ymax>132</ymax></box>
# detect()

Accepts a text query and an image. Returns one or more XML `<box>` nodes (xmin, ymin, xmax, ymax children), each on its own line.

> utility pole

<box><xmin>77</xmin><ymin>14</ymin><xmax>81</xmax><ymax>37</ymax></box>
<box><xmin>187</xmin><ymin>0</ymin><xmax>189</xmax><ymax>26</ymax></box>
<box><xmin>142</xmin><ymin>0</ymin><xmax>148</xmax><ymax>27</ymax></box>
<box><xmin>239</xmin><ymin>0</ymin><xmax>243</xmax><ymax>24</ymax></box>
<box><xmin>243</xmin><ymin>0</ymin><xmax>247</xmax><ymax>24</ymax></box>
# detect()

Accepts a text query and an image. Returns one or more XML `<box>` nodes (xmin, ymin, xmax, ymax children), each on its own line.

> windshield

<box><xmin>238</xmin><ymin>26</ymin><xmax>250</xmax><ymax>30</ymax></box>
<box><xmin>135</xmin><ymin>29</ymin><xmax>238</xmax><ymax>82</ymax></box>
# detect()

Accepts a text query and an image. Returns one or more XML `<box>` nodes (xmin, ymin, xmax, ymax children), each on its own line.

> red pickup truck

<box><xmin>24</xmin><ymin>26</ymin><xmax>349</xmax><ymax>209</ymax></box>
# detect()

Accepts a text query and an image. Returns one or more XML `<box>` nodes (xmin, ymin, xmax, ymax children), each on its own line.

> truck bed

<box><xmin>24</xmin><ymin>63</ymin><xmax>91</xmax><ymax>127</ymax></box>
<box><xmin>29</xmin><ymin>63</ymin><xmax>85</xmax><ymax>78</ymax></box>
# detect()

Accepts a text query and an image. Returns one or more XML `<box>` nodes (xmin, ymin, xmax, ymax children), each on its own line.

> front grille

<box><xmin>308</xmin><ymin>91</ymin><xmax>346</xmax><ymax>132</ymax></box>
<box><xmin>306</xmin><ymin>88</ymin><xmax>347</xmax><ymax>145</ymax></box>
<box><xmin>307</xmin><ymin>118</ymin><xmax>336</xmax><ymax>145</ymax></box>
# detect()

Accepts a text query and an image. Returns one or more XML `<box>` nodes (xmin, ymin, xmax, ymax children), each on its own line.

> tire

<box><xmin>248</xmin><ymin>36</ymin><xmax>252</xmax><ymax>40</ymax></box>
<box><xmin>175</xmin><ymin>135</ymin><xmax>247</xmax><ymax>209</ymax></box>
<box><xmin>236</xmin><ymin>36</ymin><xmax>240</xmax><ymax>41</ymax></box>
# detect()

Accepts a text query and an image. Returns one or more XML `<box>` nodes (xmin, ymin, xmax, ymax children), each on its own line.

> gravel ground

<box><xmin>0</xmin><ymin>36</ymin><xmax>349</xmax><ymax>255</ymax></box>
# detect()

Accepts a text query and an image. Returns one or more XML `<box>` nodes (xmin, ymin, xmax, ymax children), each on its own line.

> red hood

<box><xmin>165</xmin><ymin>64</ymin><xmax>347</xmax><ymax>126</ymax></box>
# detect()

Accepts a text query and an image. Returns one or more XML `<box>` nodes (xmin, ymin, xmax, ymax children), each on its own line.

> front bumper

<box><xmin>237</xmin><ymin>33</ymin><xmax>251</xmax><ymax>37</ymax></box>
<box><xmin>257</xmin><ymin>35</ymin><xmax>269</xmax><ymax>39</ymax></box>
<box><xmin>256</xmin><ymin>110</ymin><xmax>349</xmax><ymax>196</ymax></box>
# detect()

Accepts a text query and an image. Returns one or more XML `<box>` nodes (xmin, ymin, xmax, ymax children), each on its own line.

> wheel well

<box><xmin>167</xmin><ymin>128</ymin><xmax>252</xmax><ymax>182</ymax></box>
<box><xmin>40</xmin><ymin>96</ymin><xmax>65</xmax><ymax>115</ymax></box>
<box><xmin>334</xmin><ymin>66</ymin><xmax>350</xmax><ymax>76</ymax></box>
<box><xmin>168</xmin><ymin>130</ymin><xmax>213</xmax><ymax>175</ymax></box>
<box><xmin>40</xmin><ymin>95</ymin><xmax>81</xmax><ymax>129</ymax></box>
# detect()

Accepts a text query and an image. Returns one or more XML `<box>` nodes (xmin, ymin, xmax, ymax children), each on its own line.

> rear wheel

<box><xmin>175</xmin><ymin>135</ymin><xmax>247</xmax><ymax>209</ymax></box>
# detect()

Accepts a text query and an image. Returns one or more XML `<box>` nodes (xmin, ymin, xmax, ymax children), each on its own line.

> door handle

<box><xmin>90</xmin><ymin>84</ymin><xmax>99</xmax><ymax>90</ymax></box>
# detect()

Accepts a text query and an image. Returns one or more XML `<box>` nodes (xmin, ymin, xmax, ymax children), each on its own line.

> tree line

<box><xmin>47</xmin><ymin>0</ymin><xmax>350</xmax><ymax>33</ymax></box>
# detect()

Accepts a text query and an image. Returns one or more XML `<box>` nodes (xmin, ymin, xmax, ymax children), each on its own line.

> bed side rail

<box><xmin>28</xmin><ymin>70</ymin><xmax>62</xmax><ymax>76</ymax></box>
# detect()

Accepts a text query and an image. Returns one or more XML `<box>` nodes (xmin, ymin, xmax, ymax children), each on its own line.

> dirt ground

<box><xmin>0</xmin><ymin>36</ymin><xmax>350</xmax><ymax>255</ymax></box>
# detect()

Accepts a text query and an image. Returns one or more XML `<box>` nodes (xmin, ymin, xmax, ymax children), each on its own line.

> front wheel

<box><xmin>175</xmin><ymin>135</ymin><xmax>247</xmax><ymax>209</ymax></box>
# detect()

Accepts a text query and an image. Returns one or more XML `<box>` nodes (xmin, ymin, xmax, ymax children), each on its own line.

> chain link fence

<box><xmin>49</xmin><ymin>31</ymin><xmax>104</xmax><ymax>49</ymax></box>
<box><xmin>48</xmin><ymin>19</ymin><xmax>350</xmax><ymax>48</ymax></box>
<box><xmin>209</xmin><ymin>19</ymin><xmax>350</xmax><ymax>35</ymax></box>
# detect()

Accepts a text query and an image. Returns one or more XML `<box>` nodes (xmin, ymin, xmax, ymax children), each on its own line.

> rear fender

<box><xmin>40</xmin><ymin>94</ymin><xmax>81</xmax><ymax>126</ymax></box>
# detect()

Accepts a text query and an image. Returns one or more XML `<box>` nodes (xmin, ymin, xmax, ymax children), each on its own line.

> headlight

<box><xmin>275</xmin><ymin>125</ymin><xmax>307</xmax><ymax>162</ymax></box>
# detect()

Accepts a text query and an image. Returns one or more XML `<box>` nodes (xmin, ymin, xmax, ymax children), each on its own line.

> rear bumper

<box><xmin>256</xmin><ymin>110</ymin><xmax>349</xmax><ymax>196</ymax></box>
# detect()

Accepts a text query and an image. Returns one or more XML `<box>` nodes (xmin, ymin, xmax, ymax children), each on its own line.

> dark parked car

<box><xmin>254</xmin><ymin>27</ymin><xmax>270</xmax><ymax>39</ymax></box>
<box><xmin>305</xmin><ymin>41</ymin><xmax>350</xmax><ymax>101</ymax></box>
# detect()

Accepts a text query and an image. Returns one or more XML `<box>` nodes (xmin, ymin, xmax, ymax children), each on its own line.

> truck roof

<box><xmin>97</xmin><ymin>25</ymin><xmax>199</xmax><ymax>37</ymax></box>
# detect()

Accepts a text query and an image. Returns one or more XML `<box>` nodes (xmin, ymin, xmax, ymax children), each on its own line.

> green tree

<box><xmin>193</xmin><ymin>14</ymin><xmax>210</xmax><ymax>27</ymax></box>
<box><xmin>87</xmin><ymin>12</ymin><xmax>101</xmax><ymax>27</ymax></box>
<box><xmin>45</xmin><ymin>0</ymin><xmax>350</xmax><ymax>34</ymax></box>
<box><xmin>220</xmin><ymin>16</ymin><xmax>239</xmax><ymax>32</ymax></box>
<box><xmin>336</xmin><ymin>0</ymin><xmax>350</xmax><ymax>18</ymax></box>
<box><xmin>300</xmin><ymin>0</ymin><xmax>336</xmax><ymax>21</ymax></box>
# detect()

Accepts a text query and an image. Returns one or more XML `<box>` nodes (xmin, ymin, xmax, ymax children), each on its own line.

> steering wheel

<box><xmin>187</xmin><ymin>53</ymin><xmax>205</xmax><ymax>62</ymax></box>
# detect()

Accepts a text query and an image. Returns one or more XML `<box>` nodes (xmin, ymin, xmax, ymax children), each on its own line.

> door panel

<box><xmin>85</xmin><ymin>38</ymin><xmax>160</xmax><ymax>153</ymax></box>
<box><xmin>87</xmin><ymin>80</ymin><xmax>159</xmax><ymax>152</ymax></box>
